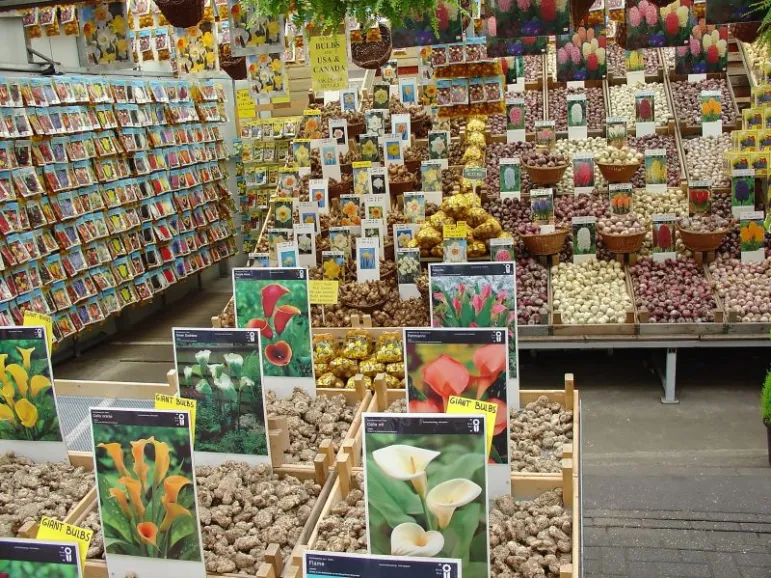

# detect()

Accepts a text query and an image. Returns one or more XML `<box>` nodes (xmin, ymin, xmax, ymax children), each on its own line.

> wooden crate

<box><xmin>669</xmin><ymin>73</ymin><xmax>742</xmax><ymax>136</ymax></box>
<box><xmin>703</xmin><ymin>264</ymin><xmax>771</xmax><ymax>336</ymax></box>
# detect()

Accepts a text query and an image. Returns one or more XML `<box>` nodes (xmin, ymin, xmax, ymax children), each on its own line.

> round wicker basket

<box><xmin>348</xmin><ymin>122</ymin><xmax>365</xmax><ymax>139</ymax></box>
<box><xmin>521</xmin><ymin>228</ymin><xmax>569</xmax><ymax>256</ymax></box>
<box><xmin>597</xmin><ymin>161</ymin><xmax>641</xmax><ymax>183</ymax></box>
<box><xmin>155</xmin><ymin>0</ymin><xmax>203</xmax><ymax>29</ymax></box>
<box><xmin>351</xmin><ymin>25</ymin><xmax>392</xmax><ymax>70</ymax></box>
<box><xmin>523</xmin><ymin>163</ymin><xmax>569</xmax><ymax>186</ymax></box>
<box><xmin>389</xmin><ymin>178</ymin><xmax>417</xmax><ymax>197</ymax></box>
<box><xmin>599</xmin><ymin>231</ymin><xmax>645</xmax><ymax>254</ymax></box>
<box><xmin>340</xmin><ymin>297</ymin><xmax>387</xmax><ymax>313</ymax></box>
<box><xmin>676</xmin><ymin>225</ymin><xmax>729</xmax><ymax>252</ymax></box>
<box><xmin>328</xmin><ymin>179</ymin><xmax>353</xmax><ymax>199</ymax></box>
<box><xmin>219</xmin><ymin>45</ymin><xmax>246</xmax><ymax>80</ymax></box>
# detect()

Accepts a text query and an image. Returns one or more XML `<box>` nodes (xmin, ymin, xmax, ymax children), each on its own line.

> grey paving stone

<box><xmin>740</xmin><ymin>523</ymin><xmax>771</xmax><ymax>534</ymax></box>
<box><xmin>705</xmin><ymin>552</ymin><xmax>740</xmax><ymax>577</ymax></box>
<box><xmin>740</xmin><ymin>567</ymin><xmax>771</xmax><ymax>578</ymax></box>
<box><xmin>584</xmin><ymin>546</ymin><xmax>614</xmax><ymax>561</ymax></box>
<box><xmin>605</xmin><ymin>528</ymin><xmax>664</xmax><ymax>548</ymax></box>
<box><xmin>737</xmin><ymin>552</ymin><xmax>771</xmax><ymax>567</ymax></box>
<box><xmin>627</xmin><ymin>561</ymin><xmax>712</xmax><ymax>578</ymax></box>
<box><xmin>600</xmin><ymin>549</ymin><xmax>628</xmax><ymax>575</ymax></box>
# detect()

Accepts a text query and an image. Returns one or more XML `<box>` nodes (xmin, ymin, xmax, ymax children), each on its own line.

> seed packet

<box><xmin>450</xmin><ymin>78</ymin><xmax>468</xmax><ymax>105</ymax></box>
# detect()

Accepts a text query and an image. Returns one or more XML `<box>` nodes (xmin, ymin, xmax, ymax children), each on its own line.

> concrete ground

<box><xmin>54</xmin><ymin>274</ymin><xmax>771</xmax><ymax>578</ymax></box>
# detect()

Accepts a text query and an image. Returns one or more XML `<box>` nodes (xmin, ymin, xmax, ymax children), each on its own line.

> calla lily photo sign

<box><xmin>90</xmin><ymin>407</ymin><xmax>206</xmax><ymax>578</ymax></box>
<box><xmin>303</xmin><ymin>550</ymin><xmax>461</xmax><ymax>578</ymax></box>
<box><xmin>428</xmin><ymin>262</ymin><xmax>520</xmax><ymax>401</ymax></box>
<box><xmin>232</xmin><ymin>267</ymin><xmax>315</xmax><ymax>398</ymax></box>
<box><xmin>403</xmin><ymin>328</ymin><xmax>512</xmax><ymax>497</ymax></box>
<box><xmin>362</xmin><ymin>414</ymin><xmax>489</xmax><ymax>578</ymax></box>
<box><xmin>0</xmin><ymin>538</ymin><xmax>82</xmax><ymax>578</ymax></box>
<box><xmin>0</xmin><ymin>325</ymin><xmax>67</xmax><ymax>462</ymax></box>
<box><xmin>172</xmin><ymin>328</ymin><xmax>269</xmax><ymax>466</ymax></box>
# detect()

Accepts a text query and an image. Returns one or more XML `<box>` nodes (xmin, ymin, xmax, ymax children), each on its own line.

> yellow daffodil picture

<box><xmin>92</xmin><ymin>409</ymin><xmax>203</xmax><ymax>562</ymax></box>
<box><xmin>0</xmin><ymin>330</ymin><xmax>62</xmax><ymax>442</ymax></box>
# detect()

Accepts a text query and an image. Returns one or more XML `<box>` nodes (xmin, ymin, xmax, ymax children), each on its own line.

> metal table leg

<box><xmin>660</xmin><ymin>348</ymin><xmax>679</xmax><ymax>404</ymax></box>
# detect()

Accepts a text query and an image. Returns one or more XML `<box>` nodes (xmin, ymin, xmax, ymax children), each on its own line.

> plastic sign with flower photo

<box><xmin>486</xmin><ymin>0</ymin><xmax>570</xmax><ymax>40</ymax></box>
<box><xmin>0</xmin><ymin>327</ymin><xmax>63</xmax><ymax>446</ymax></box>
<box><xmin>227</xmin><ymin>0</ymin><xmax>283</xmax><ymax>57</ymax></box>
<box><xmin>404</xmin><ymin>328</ymin><xmax>509</xmax><ymax>465</ymax></box>
<box><xmin>363</xmin><ymin>414</ymin><xmax>489</xmax><ymax>578</ymax></box>
<box><xmin>391</xmin><ymin>1</ymin><xmax>464</xmax><ymax>48</ymax></box>
<box><xmin>557</xmin><ymin>26</ymin><xmax>607</xmax><ymax>81</ymax></box>
<box><xmin>273</xmin><ymin>198</ymin><xmax>294</xmax><ymax>230</ymax></box>
<box><xmin>0</xmin><ymin>539</ymin><xmax>82</xmax><ymax>577</ymax></box>
<box><xmin>675</xmin><ymin>22</ymin><xmax>728</xmax><ymax>75</ymax></box>
<box><xmin>233</xmin><ymin>268</ymin><xmax>314</xmax><ymax>386</ymax></box>
<box><xmin>90</xmin><ymin>407</ymin><xmax>204</xmax><ymax>571</ymax></box>
<box><xmin>245</xmin><ymin>52</ymin><xmax>285</xmax><ymax>96</ymax></box>
<box><xmin>321</xmin><ymin>251</ymin><xmax>346</xmax><ymax>281</ymax></box>
<box><xmin>404</xmin><ymin>193</ymin><xmax>426</xmax><ymax>224</ymax></box>
<box><xmin>624</xmin><ymin>0</ymin><xmax>695</xmax><ymax>49</ymax></box>
<box><xmin>172</xmin><ymin>328</ymin><xmax>267</xmax><ymax>461</ymax></box>
<box><xmin>175</xmin><ymin>18</ymin><xmax>218</xmax><ymax>76</ymax></box>
<box><xmin>359</xmin><ymin>135</ymin><xmax>381</xmax><ymax>163</ymax></box>
<box><xmin>739</xmin><ymin>218</ymin><xmax>766</xmax><ymax>254</ymax></box>
<box><xmin>79</xmin><ymin>1</ymin><xmax>131</xmax><ymax>67</ymax></box>
<box><xmin>700</xmin><ymin>92</ymin><xmax>721</xmax><ymax>124</ymax></box>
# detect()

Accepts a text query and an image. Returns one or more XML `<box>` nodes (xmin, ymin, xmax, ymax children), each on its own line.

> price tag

<box><xmin>447</xmin><ymin>396</ymin><xmax>498</xmax><ymax>457</ymax></box>
<box><xmin>154</xmin><ymin>394</ymin><xmax>197</xmax><ymax>439</ymax></box>
<box><xmin>309</xmin><ymin>280</ymin><xmax>339</xmax><ymax>304</ymax></box>
<box><xmin>23</xmin><ymin>311</ymin><xmax>53</xmax><ymax>351</ymax></box>
<box><xmin>37</xmin><ymin>516</ymin><xmax>93</xmax><ymax>568</ymax></box>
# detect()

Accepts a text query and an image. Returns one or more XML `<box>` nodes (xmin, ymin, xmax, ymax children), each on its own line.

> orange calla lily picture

<box><xmin>91</xmin><ymin>408</ymin><xmax>203</xmax><ymax>564</ymax></box>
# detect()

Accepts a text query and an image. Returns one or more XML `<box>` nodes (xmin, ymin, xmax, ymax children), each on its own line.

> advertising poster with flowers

<box><xmin>391</xmin><ymin>1</ymin><xmax>463</xmax><ymax>48</ymax></box>
<box><xmin>0</xmin><ymin>326</ymin><xmax>66</xmax><ymax>462</ymax></box>
<box><xmin>175</xmin><ymin>18</ymin><xmax>219</xmax><ymax>75</ymax></box>
<box><xmin>246</xmin><ymin>53</ymin><xmax>286</xmax><ymax>96</ymax></box>
<box><xmin>79</xmin><ymin>2</ymin><xmax>132</xmax><ymax>68</ymax></box>
<box><xmin>232</xmin><ymin>267</ymin><xmax>315</xmax><ymax>397</ymax></box>
<box><xmin>362</xmin><ymin>414</ymin><xmax>489</xmax><ymax>578</ymax></box>
<box><xmin>624</xmin><ymin>0</ymin><xmax>694</xmax><ymax>49</ymax></box>
<box><xmin>404</xmin><ymin>327</ymin><xmax>512</xmax><ymax>496</ymax></box>
<box><xmin>486</xmin><ymin>35</ymin><xmax>547</xmax><ymax>59</ymax></box>
<box><xmin>429</xmin><ymin>262</ymin><xmax>520</xmax><ymax>390</ymax></box>
<box><xmin>303</xmin><ymin>551</ymin><xmax>460</xmax><ymax>578</ymax></box>
<box><xmin>90</xmin><ymin>408</ymin><xmax>206</xmax><ymax>577</ymax></box>
<box><xmin>556</xmin><ymin>26</ymin><xmax>607</xmax><ymax>81</ymax></box>
<box><xmin>227</xmin><ymin>0</ymin><xmax>283</xmax><ymax>56</ymax></box>
<box><xmin>485</xmin><ymin>0</ymin><xmax>570</xmax><ymax>40</ymax></box>
<box><xmin>172</xmin><ymin>328</ymin><xmax>268</xmax><ymax>466</ymax></box>
<box><xmin>674</xmin><ymin>23</ymin><xmax>728</xmax><ymax>75</ymax></box>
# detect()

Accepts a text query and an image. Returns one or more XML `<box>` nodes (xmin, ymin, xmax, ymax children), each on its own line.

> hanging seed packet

<box><xmin>644</xmin><ymin>149</ymin><xmax>667</xmax><ymax>193</ymax></box>
<box><xmin>304</xmin><ymin>551</ymin><xmax>461</xmax><ymax>578</ymax></box>
<box><xmin>688</xmin><ymin>180</ymin><xmax>711</xmax><ymax>214</ymax></box>
<box><xmin>228</xmin><ymin>1</ymin><xmax>284</xmax><ymax>57</ymax></box>
<box><xmin>429</xmin><ymin>261</ymin><xmax>520</xmax><ymax>391</ymax></box>
<box><xmin>0</xmin><ymin>538</ymin><xmax>82</xmax><ymax>577</ymax></box>
<box><xmin>91</xmin><ymin>407</ymin><xmax>205</xmax><ymax>577</ymax></box>
<box><xmin>0</xmin><ymin>325</ymin><xmax>65</xmax><ymax>461</ymax></box>
<box><xmin>634</xmin><ymin>90</ymin><xmax>655</xmax><ymax>136</ymax></box>
<box><xmin>403</xmin><ymin>327</ymin><xmax>511</xmax><ymax>496</ymax></box>
<box><xmin>172</xmin><ymin>328</ymin><xmax>268</xmax><ymax>465</ymax></box>
<box><xmin>232</xmin><ymin>267</ymin><xmax>314</xmax><ymax>397</ymax></box>
<box><xmin>651</xmin><ymin>214</ymin><xmax>677</xmax><ymax>262</ymax></box>
<box><xmin>739</xmin><ymin>211</ymin><xmax>766</xmax><ymax>264</ymax></box>
<box><xmin>572</xmin><ymin>152</ymin><xmax>595</xmax><ymax>195</ymax></box>
<box><xmin>362</xmin><ymin>413</ymin><xmax>489</xmax><ymax>578</ymax></box>
<box><xmin>731</xmin><ymin>169</ymin><xmax>755</xmax><ymax>217</ymax></box>
<box><xmin>572</xmin><ymin>216</ymin><xmax>597</xmax><ymax>263</ymax></box>
<box><xmin>567</xmin><ymin>93</ymin><xmax>588</xmax><ymax>140</ymax></box>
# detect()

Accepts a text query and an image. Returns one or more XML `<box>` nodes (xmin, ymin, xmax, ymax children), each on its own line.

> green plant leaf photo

<box><xmin>363</xmin><ymin>414</ymin><xmax>489</xmax><ymax>578</ymax></box>
<box><xmin>172</xmin><ymin>328</ymin><xmax>269</xmax><ymax>461</ymax></box>
<box><xmin>91</xmin><ymin>408</ymin><xmax>204</xmax><ymax>575</ymax></box>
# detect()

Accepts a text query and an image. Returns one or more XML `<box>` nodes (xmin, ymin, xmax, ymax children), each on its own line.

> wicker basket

<box><xmin>597</xmin><ymin>161</ymin><xmax>641</xmax><ymax>183</ymax></box>
<box><xmin>389</xmin><ymin>178</ymin><xmax>417</xmax><ymax>197</ymax></box>
<box><xmin>219</xmin><ymin>45</ymin><xmax>246</xmax><ymax>80</ymax></box>
<box><xmin>523</xmin><ymin>163</ymin><xmax>569</xmax><ymax>186</ymax></box>
<box><xmin>340</xmin><ymin>297</ymin><xmax>387</xmax><ymax>313</ymax></box>
<box><xmin>599</xmin><ymin>231</ymin><xmax>645</xmax><ymax>254</ymax></box>
<box><xmin>412</xmin><ymin>117</ymin><xmax>428</xmax><ymax>138</ymax></box>
<box><xmin>154</xmin><ymin>0</ymin><xmax>204</xmax><ymax>28</ymax></box>
<box><xmin>351</xmin><ymin>25</ymin><xmax>392</xmax><ymax>70</ymax></box>
<box><xmin>404</xmin><ymin>160</ymin><xmax>421</xmax><ymax>175</ymax></box>
<box><xmin>676</xmin><ymin>225</ymin><xmax>729</xmax><ymax>252</ymax></box>
<box><xmin>521</xmin><ymin>228</ymin><xmax>569</xmax><ymax>256</ymax></box>
<box><xmin>329</xmin><ymin>179</ymin><xmax>353</xmax><ymax>199</ymax></box>
<box><xmin>348</xmin><ymin>121</ymin><xmax>365</xmax><ymax>139</ymax></box>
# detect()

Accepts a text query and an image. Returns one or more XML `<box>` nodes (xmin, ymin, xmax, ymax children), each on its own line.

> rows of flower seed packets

<box><xmin>0</xmin><ymin>76</ymin><xmax>236</xmax><ymax>341</ymax></box>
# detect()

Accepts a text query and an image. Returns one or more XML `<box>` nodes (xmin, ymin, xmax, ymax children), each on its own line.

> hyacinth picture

<box><xmin>404</xmin><ymin>330</ymin><xmax>509</xmax><ymax>464</ymax></box>
<box><xmin>625</xmin><ymin>0</ymin><xmax>694</xmax><ymax>49</ymax></box>
<box><xmin>506</xmin><ymin>100</ymin><xmax>525</xmax><ymax>130</ymax></box>
<box><xmin>91</xmin><ymin>408</ymin><xmax>204</xmax><ymax>571</ymax></box>
<box><xmin>567</xmin><ymin>98</ymin><xmax>587</xmax><ymax>128</ymax></box>
<box><xmin>485</xmin><ymin>0</ymin><xmax>570</xmax><ymax>39</ymax></box>
<box><xmin>486</xmin><ymin>36</ymin><xmax>547</xmax><ymax>58</ymax></box>
<box><xmin>674</xmin><ymin>24</ymin><xmax>729</xmax><ymax>75</ymax></box>
<box><xmin>362</xmin><ymin>415</ymin><xmax>489</xmax><ymax>578</ymax></box>
<box><xmin>635</xmin><ymin>93</ymin><xmax>655</xmax><ymax>124</ymax></box>
<box><xmin>556</xmin><ymin>27</ymin><xmax>607</xmax><ymax>82</ymax></box>
<box><xmin>731</xmin><ymin>174</ymin><xmax>755</xmax><ymax>212</ymax></box>
<box><xmin>652</xmin><ymin>222</ymin><xmax>675</xmax><ymax>254</ymax></box>
<box><xmin>391</xmin><ymin>2</ymin><xmax>463</xmax><ymax>48</ymax></box>
<box><xmin>573</xmin><ymin>157</ymin><xmax>595</xmax><ymax>189</ymax></box>
<box><xmin>572</xmin><ymin>221</ymin><xmax>597</xmax><ymax>256</ymax></box>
